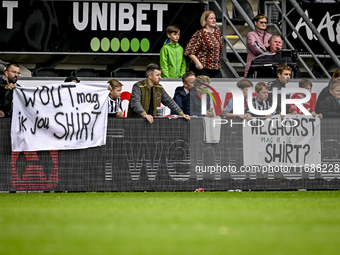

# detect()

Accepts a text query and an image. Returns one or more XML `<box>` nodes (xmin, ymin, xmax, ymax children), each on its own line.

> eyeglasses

<box><xmin>259</xmin><ymin>21</ymin><xmax>268</xmax><ymax>25</ymax></box>
<box><xmin>8</xmin><ymin>70</ymin><xmax>21</xmax><ymax>76</ymax></box>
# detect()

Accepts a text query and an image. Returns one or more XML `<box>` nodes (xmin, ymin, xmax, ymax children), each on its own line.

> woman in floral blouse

<box><xmin>184</xmin><ymin>10</ymin><xmax>223</xmax><ymax>78</ymax></box>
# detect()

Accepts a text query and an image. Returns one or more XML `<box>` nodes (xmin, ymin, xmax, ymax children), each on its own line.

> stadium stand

<box><xmin>0</xmin><ymin>0</ymin><xmax>339</xmax><ymax>78</ymax></box>
<box><xmin>232</xmin><ymin>0</ymin><xmax>255</xmax><ymax>25</ymax></box>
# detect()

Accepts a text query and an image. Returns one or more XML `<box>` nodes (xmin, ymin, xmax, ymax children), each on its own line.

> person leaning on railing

<box><xmin>127</xmin><ymin>63</ymin><xmax>190</xmax><ymax>123</ymax></box>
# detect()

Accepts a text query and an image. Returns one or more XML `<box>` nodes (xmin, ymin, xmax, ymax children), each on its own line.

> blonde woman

<box><xmin>184</xmin><ymin>11</ymin><xmax>223</xmax><ymax>78</ymax></box>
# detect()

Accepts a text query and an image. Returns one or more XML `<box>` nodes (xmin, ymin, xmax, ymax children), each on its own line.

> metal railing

<box><xmin>212</xmin><ymin>0</ymin><xmax>340</xmax><ymax>78</ymax></box>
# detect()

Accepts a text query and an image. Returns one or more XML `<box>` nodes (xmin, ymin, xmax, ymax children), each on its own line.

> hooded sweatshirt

<box><xmin>160</xmin><ymin>39</ymin><xmax>186</xmax><ymax>78</ymax></box>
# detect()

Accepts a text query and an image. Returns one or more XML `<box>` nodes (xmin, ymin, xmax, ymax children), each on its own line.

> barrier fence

<box><xmin>1</xmin><ymin>118</ymin><xmax>340</xmax><ymax>192</ymax></box>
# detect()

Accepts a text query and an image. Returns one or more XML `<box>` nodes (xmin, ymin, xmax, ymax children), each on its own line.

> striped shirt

<box><xmin>108</xmin><ymin>97</ymin><xmax>122</xmax><ymax>116</ymax></box>
<box><xmin>247</xmin><ymin>96</ymin><xmax>276</xmax><ymax>116</ymax></box>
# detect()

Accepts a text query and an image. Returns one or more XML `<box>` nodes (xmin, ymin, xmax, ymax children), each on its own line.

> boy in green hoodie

<box><xmin>160</xmin><ymin>25</ymin><xmax>187</xmax><ymax>78</ymax></box>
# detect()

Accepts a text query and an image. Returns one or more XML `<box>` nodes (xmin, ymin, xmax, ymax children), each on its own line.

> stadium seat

<box><xmin>232</xmin><ymin>0</ymin><xmax>255</xmax><ymax>25</ymax></box>
<box><xmin>32</xmin><ymin>67</ymin><xmax>59</xmax><ymax>77</ymax></box>
<box><xmin>111</xmin><ymin>68</ymin><xmax>137</xmax><ymax>78</ymax></box>
<box><xmin>71</xmin><ymin>68</ymin><xmax>97</xmax><ymax>77</ymax></box>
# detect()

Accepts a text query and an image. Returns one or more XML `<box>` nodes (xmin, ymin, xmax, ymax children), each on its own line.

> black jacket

<box><xmin>171</xmin><ymin>86</ymin><xmax>187</xmax><ymax>114</ymax></box>
<box><xmin>315</xmin><ymin>79</ymin><xmax>332</xmax><ymax>114</ymax></box>
<box><xmin>268</xmin><ymin>78</ymin><xmax>287</xmax><ymax>114</ymax></box>
<box><xmin>0</xmin><ymin>77</ymin><xmax>20</xmax><ymax>117</ymax></box>
<box><xmin>318</xmin><ymin>95</ymin><xmax>340</xmax><ymax>118</ymax></box>
<box><xmin>183</xmin><ymin>87</ymin><xmax>211</xmax><ymax>116</ymax></box>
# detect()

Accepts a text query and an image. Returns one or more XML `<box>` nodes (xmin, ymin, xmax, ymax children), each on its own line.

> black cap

<box><xmin>64</xmin><ymin>76</ymin><xmax>80</xmax><ymax>83</ymax></box>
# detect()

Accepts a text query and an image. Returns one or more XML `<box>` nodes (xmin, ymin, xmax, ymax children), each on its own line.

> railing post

<box><xmin>222</xmin><ymin>0</ymin><xmax>227</xmax><ymax>62</ymax></box>
<box><xmin>282</xmin><ymin>0</ymin><xmax>287</xmax><ymax>49</ymax></box>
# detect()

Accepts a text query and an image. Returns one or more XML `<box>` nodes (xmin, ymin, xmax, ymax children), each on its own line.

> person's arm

<box><xmin>180</xmin><ymin>50</ymin><xmax>187</xmax><ymax>77</ymax></box>
<box><xmin>316</xmin><ymin>113</ymin><xmax>323</xmax><ymax>119</ymax></box>
<box><xmin>130</xmin><ymin>84</ymin><xmax>147</xmax><ymax>117</ymax></box>
<box><xmin>0</xmin><ymin>79</ymin><xmax>16</xmax><ymax>90</ymax></box>
<box><xmin>310</xmin><ymin>111</ymin><xmax>317</xmax><ymax>117</ymax></box>
<box><xmin>161</xmin><ymin>88</ymin><xmax>189</xmax><ymax>120</ymax></box>
<box><xmin>189</xmin><ymin>55</ymin><xmax>203</xmax><ymax>70</ymax></box>
<box><xmin>4</xmin><ymin>83</ymin><xmax>16</xmax><ymax>90</ymax></box>
<box><xmin>315</xmin><ymin>86</ymin><xmax>330</xmax><ymax>114</ymax></box>
<box><xmin>108</xmin><ymin>112</ymin><xmax>117</xmax><ymax>117</ymax></box>
<box><xmin>184</xmin><ymin>30</ymin><xmax>203</xmax><ymax>69</ymax></box>
<box><xmin>227</xmin><ymin>111</ymin><xmax>251</xmax><ymax>119</ymax></box>
<box><xmin>109</xmin><ymin>111</ymin><xmax>124</xmax><ymax>118</ymax></box>
<box><xmin>225</xmin><ymin>98</ymin><xmax>251</xmax><ymax>119</ymax></box>
<box><xmin>160</xmin><ymin>46</ymin><xmax>169</xmax><ymax>78</ymax></box>
<box><xmin>308</xmin><ymin>97</ymin><xmax>318</xmax><ymax>117</ymax></box>
<box><xmin>130</xmin><ymin>85</ymin><xmax>154</xmax><ymax>123</ymax></box>
<box><xmin>318</xmin><ymin>97</ymin><xmax>340</xmax><ymax>118</ymax></box>
<box><xmin>161</xmin><ymin>88</ymin><xmax>183</xmax><ymax>115</ymax></box>
<box><xmin>246</xmin><ymin>32</ymin><xmax>268</xmax><ymax>56</ymax></box>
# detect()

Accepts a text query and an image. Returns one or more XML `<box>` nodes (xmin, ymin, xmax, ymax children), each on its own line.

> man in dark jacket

<box><xmin>315</xmin><ymin>68</ymin><xmax>340</xmax><ymax>114</ymax></box>
<box><xmin>183</xmin><ymin>75</ymin><xmax>213</xmax><ymax>117</ymax></box>
<box><xmin>317</xmin><ymin>79</ymin><xmax>340</xmax><ymax>118</ymax></box>
<box><xmin>0</xmin><ymin>63</ymin><xmax>21</xmax><ymax>117</ymax></box>
<box><xmin>171</xmin><ymin>71</ymin><xmax>195</xmax><ymax>114</ymax></box>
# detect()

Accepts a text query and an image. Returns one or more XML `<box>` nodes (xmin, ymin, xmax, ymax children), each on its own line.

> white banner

<box><xmin>11</xmin><ymin>83</ymin><xmax>109</xmax><ymax>152</ymax></box>
<box><xmin>243</xmin><ymin>116</ymin><xmax>321</xmax><ymax>166</ymax></box>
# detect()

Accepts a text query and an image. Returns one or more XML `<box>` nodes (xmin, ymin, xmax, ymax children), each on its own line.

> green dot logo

<box><xmin>90</xmin><ymin>37</ymin><xmax>100</xmax><ymax>52</ymax></box>
<box><xmin>111</xmin><ymin>38</ymin><xmax>120</xmax><ymax>52</ymax></box>
<box><xmin>141</xmin><ymin>38</ymin><xmax>150</xmax><ymax>52</ymax></box>
<box><xmin>101</xmin><ymin>37</ymin><xmax>110</xmax><ymax>52</ymax></box>
<box><xmin>91</xmin><ymin>37</ymin><xmax>150</xmax><ymax>52</ymax></box>
<box><xmin>121</xmin><ymin>38</ymin><xmax>130</xmax><ymax>52</ymax></box>
<box><xmin>131</xmin><ymin>38</ymin><xmax>140</xmax><ymax>52</ymax></box>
